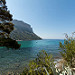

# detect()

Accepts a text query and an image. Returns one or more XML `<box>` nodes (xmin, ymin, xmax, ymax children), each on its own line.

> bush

<box><xmin>21</xmin><ymin>50</ymin><xmax>55</xmax><ymax>75</ymax></box>
<box><xmin>59</xmin><ymin>33</ymin><xmax>75</xmax><ymax>68</ymax></box>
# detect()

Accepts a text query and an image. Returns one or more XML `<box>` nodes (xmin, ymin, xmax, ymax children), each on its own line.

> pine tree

<box><xmin>0</xmin><ymin>0</ymin><xmax>21</xmax><ymax>49</ymax></box>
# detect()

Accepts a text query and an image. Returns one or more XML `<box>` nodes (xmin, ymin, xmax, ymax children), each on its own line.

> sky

<box><xmin>6</xmin><ymin>0</ymin><xmax>75</xmax><ymax>39</ymax></box>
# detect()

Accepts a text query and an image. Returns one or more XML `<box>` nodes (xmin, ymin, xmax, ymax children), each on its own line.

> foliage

<box><xmin>21</xmin><ymin>50</ymin><xmax>55</xmax><ymax>75</ymax></box>
<box><xmin>59</xmin><ymin>33</ymin><xmax>75</xmax><ymax>68</ymax></box>
<box><xmin>0</xmin><ymin>0</ymin><xmax>20</xmax><ymax>49</ymax></box>
<box><xmin>0</xmin><ymin>38</ymin><xmax>21</xmax><ymax>49</ymax></box>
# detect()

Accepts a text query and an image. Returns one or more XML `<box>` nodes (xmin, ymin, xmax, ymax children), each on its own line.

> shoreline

<box><xmin>0</xmin><ymin>58</ymin><xmax>63</xmax><ymax>75</ymax></box>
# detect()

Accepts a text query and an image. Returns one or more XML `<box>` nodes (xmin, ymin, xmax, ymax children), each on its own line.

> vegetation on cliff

<box><xmin>10</xmin><ymin>20</ymin><xmax>41</xmax><ymax>40</ymax></box>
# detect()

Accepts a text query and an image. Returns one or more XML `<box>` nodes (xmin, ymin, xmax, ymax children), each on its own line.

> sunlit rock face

<box><xmin>10</xmin><ymin>20</ymin><xmax>41</xmax><ymax>40</ymax></box>
<box><xmin>12</xmin><ymin>20</ymin><xmax>33</xmax><ymax>33</ymax></box>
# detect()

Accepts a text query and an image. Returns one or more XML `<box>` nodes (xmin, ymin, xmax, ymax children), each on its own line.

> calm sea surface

<box><xmin>0</xmin><ymin>39</ymin><xmax>64</xmax><ymax>74</ymax></box>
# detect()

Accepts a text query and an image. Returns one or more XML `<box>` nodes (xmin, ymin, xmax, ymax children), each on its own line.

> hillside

<box><xmin>10</xmin><ymin>20</ymin><xmax>41</xmax><ymax>40</ymax></box>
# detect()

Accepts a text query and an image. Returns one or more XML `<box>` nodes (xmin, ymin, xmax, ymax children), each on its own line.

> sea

<box><xmin>0</xmin><ymin>39</ymin><xmax>64</xmax><ymax>74</ymax></box>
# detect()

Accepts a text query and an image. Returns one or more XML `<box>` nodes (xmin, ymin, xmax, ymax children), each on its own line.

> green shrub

<box><xmin>21</xmin><ymin>50</ymin><xmax>55</xmax><ymax>75</ymax></box>
<box><xmin>59</xmin><ymin>33</ymin><xmax>75</xmax><ymax>68</ymax></box>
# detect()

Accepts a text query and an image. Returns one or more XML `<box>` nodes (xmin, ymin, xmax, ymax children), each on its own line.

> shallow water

<box><xmin>0</xmin><ymin>39</ymin><xmax>64</xmax><ymax>74</ymax></box>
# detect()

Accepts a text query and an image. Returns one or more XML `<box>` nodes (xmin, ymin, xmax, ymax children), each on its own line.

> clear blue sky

<box><xmin>6</xmin><ymin>0</ymin><xmax>75</xmax><ymax>39</ymax></box>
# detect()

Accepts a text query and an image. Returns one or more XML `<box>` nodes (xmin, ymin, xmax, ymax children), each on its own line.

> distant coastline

<box><xmin>10</xmin><ymin>20</ymin><xmax>42</xmax><ymax>40</ymax></box>
<box><xmin>16</xmin><ymin>40</ymin><xmax>23</xmax><ymax>41</ymax></box>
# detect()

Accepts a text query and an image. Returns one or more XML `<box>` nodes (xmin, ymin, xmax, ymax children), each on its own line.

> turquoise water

<box><xmin>0</xmin><ymin>39</ymin><xmax>64</xmax><ymax>74</ymax></box>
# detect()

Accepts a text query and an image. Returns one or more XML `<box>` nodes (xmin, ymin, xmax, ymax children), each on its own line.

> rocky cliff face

<box><xmin>12</xmin><ymin>20</ymin><xmax>33</xmax><ymax>33</ymax></box>
<box><xmin>10</xmin><ymin>20</ymin><xmax>41</xmax><ymax>40</ymax></box>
